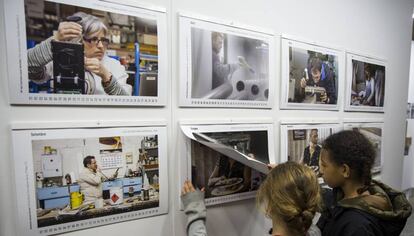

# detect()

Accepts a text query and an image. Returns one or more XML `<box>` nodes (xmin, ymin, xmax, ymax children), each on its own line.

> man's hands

<box><xmin>238</xmin><ymin>56</ymin><xmax>255</xmax><ymax>74</ymax></box>
<box><xmin>301</xmin><ymin>78</ymin><xmax>329</xmax><ymax>103</ymax></box>
<box><xmin>300</xmin><ymin>77</ymin><xmax>308</xmax><ymax>88</ymax></box>
<box><xmin>320</xmin><ymin>91</ymin><xmax>328</xmax><ymax>103</ymax></box>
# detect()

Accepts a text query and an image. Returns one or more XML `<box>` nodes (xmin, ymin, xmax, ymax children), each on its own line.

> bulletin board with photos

<box><xmin>178</xmin><ymin>13</ymin><xmax>276</xmax><ymax>108</ymax></box>
<box><xmin>179</xmin><ymin>122</ymin><xmax>276</xmax><ymax>206</ymax></box>
<box><xmin>4</xmin><ymin>0</ymin><xmax>168</xmax><ymax>106</ymax></box>
<box><xmin>2</xmin><ymin>2</ymin><xmax>393</xmax><ymax>235</ymax></box>
<box><xmin>11</xmin><ymin>123</ymin><xmax>168</xmax><ymax>236</ymax></box>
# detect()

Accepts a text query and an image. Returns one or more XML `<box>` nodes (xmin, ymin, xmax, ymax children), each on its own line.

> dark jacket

<box><xmin>303</xmin><ymin>145</ymin><xmax>321</xmax><ymax>167</ymax></box>
<box><xmin>317</xmin><ymin>180</ymin><xmax>412</xmax><ymax>236</ymax></box>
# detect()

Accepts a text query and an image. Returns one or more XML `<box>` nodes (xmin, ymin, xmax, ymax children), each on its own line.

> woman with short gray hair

<box><xmin>27</xmin><ymin>12</ymin><xmax>132</xmax><ymax>95</ymax></box>
<box><xmin>73</xmin><ymin>12</ymin><xmax>108</xmax><ymax>37</ymax></box>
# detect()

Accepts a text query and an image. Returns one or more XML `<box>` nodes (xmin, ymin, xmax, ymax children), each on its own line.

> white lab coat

<box><xmin>78</xmin><ymin>168</ymin><xmax>105</xmax><ymax>203</ymax></box>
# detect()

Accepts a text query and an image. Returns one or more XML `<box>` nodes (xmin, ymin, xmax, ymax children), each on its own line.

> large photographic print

<box><xmin>345</xmin><ymin>53</ymin><xmax>386</xmax><ymax>112</ymax></box>
<box><xmin>4</xmin><ymin>0</ymin><xmax>167</xmax><ymax>105</ymax></box>
<box><xmin>281</xmin><ymin>37</ymin><xmax>344</xmax><ymax>110</ymax></box>
<box><xmin>180</xmin><ymin>123</ymin><xmax>275</xmax><ymax>205</ymax></box>
<box><xmin>344</xmin><ymin>122</ymin><xmax>383</xmax><ymax>173</ymax></box>
<box><xmin>280</xmin><ymin>123</ymin><xmax>342</xmax><ymax>175</ymax></box>
<box><xmin>179</xmin><ymin>14</ymin><xmax>275</xmax><ymax>108</ymax></box>
<box><xmin>11</xmin><ymin>124</ymin><xmax>168</xmax><ymax>235</ymax></box>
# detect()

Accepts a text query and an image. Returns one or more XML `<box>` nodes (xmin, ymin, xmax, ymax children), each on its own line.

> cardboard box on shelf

<box><xmin>138</xmin><ymin>33</ymin><xmax>157</xmax><ymax>46</ymax></box>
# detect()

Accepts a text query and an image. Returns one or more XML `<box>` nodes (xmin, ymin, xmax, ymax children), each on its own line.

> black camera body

<box><xmin>52</xmin><ymin>41</ymin><xmax>85</xmax><ymax>94</ymax></box>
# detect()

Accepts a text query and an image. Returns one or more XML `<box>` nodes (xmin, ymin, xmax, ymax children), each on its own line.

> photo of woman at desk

<box><xmin>32</xmin><ymin>135</ymin><xmax>160</xmax><ymax>228</ymax></box>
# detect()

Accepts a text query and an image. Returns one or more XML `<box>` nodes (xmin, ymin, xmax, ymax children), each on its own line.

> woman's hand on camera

<box><xmin>54</xmin><ymin>22</ymin><xmax>82</xmax><ymax>42</ymax></box>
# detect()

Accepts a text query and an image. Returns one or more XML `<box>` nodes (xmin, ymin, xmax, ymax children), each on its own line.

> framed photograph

<box><xmin>292</xmin><ymin>129</ymin><xmax>306</xmax><ymax>140</ymax></box>
<box><xmin>280</xmin><ymin>122</ymin><xmax>342</xmax><ymax>175</ymax></box>
<box><xmin>179</xmin><ymin>122</ymin><xmax>276</xmax><ymax>206</ymax></box>
<box><xmin>11</xmin><ymin>122</ymin><xmax>168</xmax><ymax>235</ymax></box>
<box><xmin>343</xmin><ymin>121</ymin><xmax>384</xmax><ymax>173</ymax></box>
<box><xmin>280</xmin><ymin>36</ymin><xmax>345</xmax><ymax>110</ymax></box>
<box><xmin>179</xmin><ymin>13</ymin><xmax>275</xmax><ymax>108</ymax></box>
<box><xmin>4</xmin><ymin>0</ymin><xmax>167</xmax><ymax>106</ymax></box>
<box><xmin>345</xmin><ymin>53</ymin><xmax>386</xmax><ymax>112</ymax></box>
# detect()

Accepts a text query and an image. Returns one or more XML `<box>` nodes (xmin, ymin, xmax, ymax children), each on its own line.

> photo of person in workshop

<box><xmin>190</xmin><ymin>27</ymin><xmax>270</xmax><ymax>101</ymax></box>
<box><xmin>287</xmin><ymin>47</ymin><xmax>338</xmax><ymax>105</ymax></box>
<box><xmin>32</xmin><ymin>135</ymin><xmax>160</xmax><ymax>228</ymax></box>
<box><xmin>287</xmin><ymin>127</ymin><xmax>335</xmax><ymax>175</ymax></box>
<box><xmin>350</xmin><ymin>60</ymin><xmax>385</xmax><ymax>107</ymax></box>
<box><xmin>25</xmin><ymin>0</ymin><xmax>159</xmax><ymax>96</ymax></box>
<box><xmin>190</xmin><ymin>131</ymin><xmax>269</xmax><ymax>200</ymax></box>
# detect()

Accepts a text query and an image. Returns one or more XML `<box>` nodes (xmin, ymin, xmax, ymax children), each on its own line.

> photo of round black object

<box><xmin>251</xmin><ymin>85</ymin><xmax>259</xmax><ymax>95</ymax></box>
<box><xmin>236</xmin><ymin>81</ymin><xmax>245</xmax><ymax>91</ymax></box>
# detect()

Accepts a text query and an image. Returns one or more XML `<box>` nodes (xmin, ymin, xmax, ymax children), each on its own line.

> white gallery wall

<box><xmin>1</xmin><ymin>0</ymin><xmax>414</xmax><ymax>236</ymax></box>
